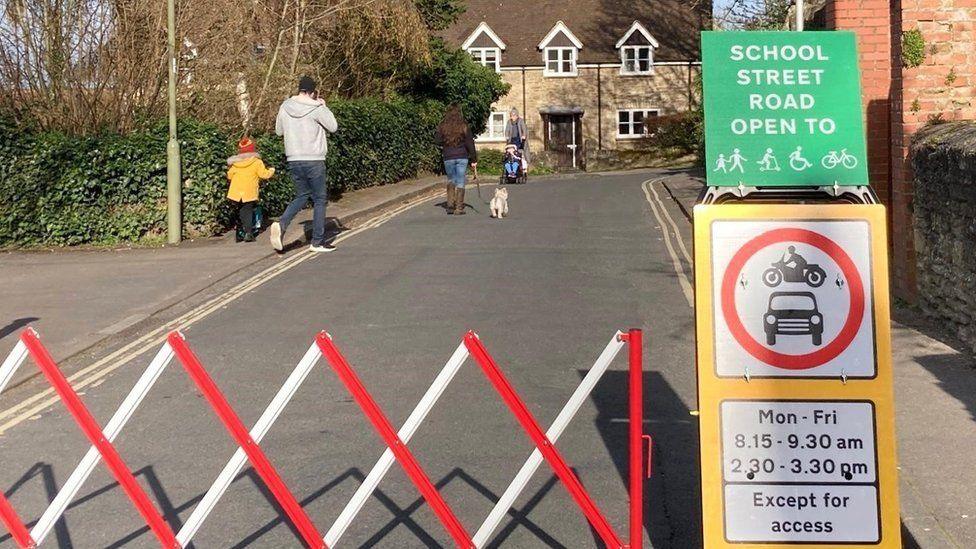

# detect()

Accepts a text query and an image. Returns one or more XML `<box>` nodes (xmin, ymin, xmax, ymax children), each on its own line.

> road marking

<box><xmin>0</xmin><ymin>193</ymin><xmax>439</xmax><ymax>435</ymax></box>
<box><xmin>642</xmin><ymin>178</ymin><xmax>694</xmax><ymax>307</ymax></box>
<box><xmin>648</xmin><ymin>180</ymin><xmax>692</xmax><ymax>264</ymax></box>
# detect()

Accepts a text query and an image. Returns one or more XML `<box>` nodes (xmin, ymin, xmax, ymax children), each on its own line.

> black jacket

<box><xmin>435</xmin><ymin>127</ymin><xmax>478</xmax><ymax>162</ymax></box>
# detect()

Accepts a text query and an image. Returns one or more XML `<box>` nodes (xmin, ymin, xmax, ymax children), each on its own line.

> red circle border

<box><xmin>720</xmin><ymin>228</ymin><xmax>865</xmax><ymax>370</ymax></box>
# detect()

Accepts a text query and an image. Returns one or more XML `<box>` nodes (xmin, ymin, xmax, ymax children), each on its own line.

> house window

<box><xmin>544</xmin><ymin>47</ymin><xmax>577</xmax><ymax>76</ymax></box>
<box><xmin>617</xmin><ymin>109</ymin><xmax>659</xmax><ymax>138</ymax></box>
<box><xmin>478</xmin><ymin>111</ymin><xmax>507</xmax><ymax>141</ymax></box>
<box><xmin>469</xmin><ymin>48</ymin><xmax>501</xmax><ymax>72</ymax></box>
<box><xmin>621</xmin><ymin>46</ymin><xmax>653</xmax><ymax>74</ymax></box>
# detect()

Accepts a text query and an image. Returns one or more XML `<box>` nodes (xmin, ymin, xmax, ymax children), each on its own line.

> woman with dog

<box><xmin>434</xmin><ymin>105</ymin><xmax>478</xmax><ymax>215</ymax></box>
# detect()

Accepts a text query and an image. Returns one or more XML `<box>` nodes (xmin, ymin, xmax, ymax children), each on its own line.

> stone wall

<box><xmin>910</xmin><ymin>121</ymin><xmax>976</xmax><ymax>351</ymax></box>
<box><xmin>478</xmin><ymin>63</ymin><xmax>699</xmax><ymax>166</ymax></box>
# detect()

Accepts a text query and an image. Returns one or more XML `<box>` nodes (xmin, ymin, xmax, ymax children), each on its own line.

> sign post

<box><xmin>702</xmin><ymin>31</ymin><xmax>868</xmax><ymax>188</ymax></box>
<box><xmin>693</xmin><ymin>204</ymin><xmax>901</xmax><ymax>548</ymax></box>
<box><xmin>696</xmin><ymin>29</ymin><xmax>900</xmax><ymax>549</ymax></box>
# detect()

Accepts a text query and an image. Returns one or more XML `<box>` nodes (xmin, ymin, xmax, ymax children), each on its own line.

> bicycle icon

<box><xmin>821</xmin><ymin>149</ymin><xmax>859</xmax><ymax>169</ymax></box>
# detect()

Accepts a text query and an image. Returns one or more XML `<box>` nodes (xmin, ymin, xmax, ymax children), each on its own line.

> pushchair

<box><xmin>499</xmin><ymin>143</ymin><xmax>528</xmax><ymax>185</ymax></box>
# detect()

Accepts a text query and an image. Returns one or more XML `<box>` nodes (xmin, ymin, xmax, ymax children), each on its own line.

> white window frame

<box><xmin>617</xmin><ymin>108</ymin><xmax>660</xmax><ymax>139</ymax></box>
<box><xmin>477</xmin><ymin>111</ymin><xmax>508</xmax><ymax>142</ymax></box>
<box><xmin>544</xmin><ymin>47</ymin><xmax>578</xmax><ymax>77</ymax></box>
<box><xmin>620</xmin><ymin>45</ymin><xmax>654</xmax><ymax>75</ymax></box>
<box><xmin>468</xmin><ymin>47</ymin><xmax>501</xmax><ymax>72</ymax></box>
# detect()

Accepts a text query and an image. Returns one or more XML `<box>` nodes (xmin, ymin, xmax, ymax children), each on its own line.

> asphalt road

<box><xmin>0</xmin><ymin>170</ymin><xmax>700</xmax><ymax>548</ymax></box>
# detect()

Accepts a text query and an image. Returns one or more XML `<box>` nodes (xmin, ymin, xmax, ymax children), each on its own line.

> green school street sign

<box><xmin>702</xmin><ymin>31</ymin><xmax>868</xmax><ymax>187</ymax></box>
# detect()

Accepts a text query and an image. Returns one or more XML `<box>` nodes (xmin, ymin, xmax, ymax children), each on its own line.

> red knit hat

<box><xmin>238</xmin><ymin>137</ymin><xmax>256</xmax><ymax>154</ymax></box>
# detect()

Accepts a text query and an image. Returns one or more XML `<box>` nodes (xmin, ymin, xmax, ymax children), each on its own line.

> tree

<box><xmin>407</xmin><ymin>39</ymin><xmax>510</xmax><ymax>135</ymax></box>
<box><xmin>413</xmin><ymin>0</ymin><xmax>465</xmax><ymax>31</ymax></box>
<box><xmin>716</xmin><ymin>0</ymin><xmax>792</xmax><ymax>30</ymax></box>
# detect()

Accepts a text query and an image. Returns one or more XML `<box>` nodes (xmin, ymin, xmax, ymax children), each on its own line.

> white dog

<box><xmin>490</xmin><ymin>186</ymin><xmax>509</xmax><ymax>218</ymax></box>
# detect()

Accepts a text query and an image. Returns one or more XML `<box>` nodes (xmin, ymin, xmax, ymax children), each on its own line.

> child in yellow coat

<box><xmin>227</xmin><ymin>137</ymin><xmax>275</xmax><ymax>242</ymax></box>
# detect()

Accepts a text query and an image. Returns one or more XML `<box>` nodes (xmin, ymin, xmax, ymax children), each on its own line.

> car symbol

<box><xmin>764</xmin><ymin>291</ymin><xmax>824</xmax><ymax>346</ymax></box>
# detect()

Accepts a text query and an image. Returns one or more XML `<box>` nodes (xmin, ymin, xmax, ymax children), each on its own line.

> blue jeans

<box><xmin>444</xmin><ymin>158</ymin><xmax>468</xmax><ymax>188</ymax></box>
<box><xmin>280</xmin><ymin>161</ymin><xmax>328</xmax><ymax>246</ymax></box>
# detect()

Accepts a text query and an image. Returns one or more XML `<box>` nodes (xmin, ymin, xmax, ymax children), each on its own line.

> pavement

<box><xmin>0</xmin><ymin>175</ymin><xmax>445</xmax><ymax>387</ymax></box>
<box><xmin>0</xmin><ymin>168</ymin><xmax>971</xmax><ymax>548</ymax></box>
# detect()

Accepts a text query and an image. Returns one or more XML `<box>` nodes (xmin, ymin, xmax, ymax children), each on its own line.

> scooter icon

<box><xmin>762</xmin><ymin>247</ymin><xmax>827</xmax><ymax>288</ymax></box>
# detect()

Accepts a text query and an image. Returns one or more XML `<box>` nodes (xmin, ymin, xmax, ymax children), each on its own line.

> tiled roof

<box><xmin>442</xmin><ymin>0</ymin><xmax>710</xmax><ymax>66</ymax></box>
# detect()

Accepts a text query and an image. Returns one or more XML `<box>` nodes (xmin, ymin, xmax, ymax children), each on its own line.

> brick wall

<box><xmin>828</xmin><ymin>0</ymin><xmax>976</xmax><ymax>302</ymax></box>
<box><xmin>477</xmin><ymin>64</ymin><xmax>698</xmax><ymax>161</ymax></box>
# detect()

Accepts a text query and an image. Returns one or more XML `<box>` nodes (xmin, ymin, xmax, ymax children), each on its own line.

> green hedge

<box><xmin>0</xmin><ymin>98</ymin><xmax>447</xmax><ymax>247</ymax></box>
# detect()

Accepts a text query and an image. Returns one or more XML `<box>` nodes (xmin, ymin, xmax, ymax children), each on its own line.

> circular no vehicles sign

<box><xmin>711</xmin><ymin>219</ymin><xmax>875</xmax><ymax>378</ymax></box>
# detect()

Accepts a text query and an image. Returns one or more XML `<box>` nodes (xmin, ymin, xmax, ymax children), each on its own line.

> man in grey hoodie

<box><xmin>270</xmin><ymin>76</ymin><xmax>339</xmax><ymax>253</ymax></box>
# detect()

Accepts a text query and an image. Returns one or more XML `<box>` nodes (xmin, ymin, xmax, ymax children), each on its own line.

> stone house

<box><xmin>442</xmin><ymin>0</ymin><xmax>711</xmax><ymax>170</ymax></box>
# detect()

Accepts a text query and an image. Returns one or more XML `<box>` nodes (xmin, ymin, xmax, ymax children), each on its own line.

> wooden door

<box><xmin>547</xmin><ymin>114</ymin><xmax>577</xmax><ymax>169</ymax></box>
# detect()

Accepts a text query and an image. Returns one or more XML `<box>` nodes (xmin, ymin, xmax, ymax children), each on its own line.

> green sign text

<box><xmin>702</xmin><ymin>31</ymin><xmax>868</xmax><ymax>187</ymax></box>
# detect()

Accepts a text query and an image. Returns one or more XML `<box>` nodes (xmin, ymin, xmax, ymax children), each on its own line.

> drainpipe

<box><xmin>597</xmin><ymin>65</ymin><xmax>603</xmax><ymax>150</ymax></box>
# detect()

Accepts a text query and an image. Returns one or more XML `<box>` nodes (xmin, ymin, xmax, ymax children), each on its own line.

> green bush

<box><xmin>644</xmin><ymin>111</ymin><xmax>703</xmax><ymax>158</ymax></box>
<box><xmin>409</xmin><ymin>39</ymin><xmax>511</xmax><ymax>134</ymax></box>
<box><xmin>474</xmin><ymin>148</ymin><xmax>553</xmax><ymax>176</ymax></box>
<box><xmin>0</xmin><ymin>98</ymin><xmax>450</xmax><ymax>247</ymax></box>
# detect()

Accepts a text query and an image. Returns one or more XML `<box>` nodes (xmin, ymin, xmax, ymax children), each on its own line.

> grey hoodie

<box><xmin>275</xmin><ymin>95</ymin><xmax>338</xmax><ymax>161</ymax></box>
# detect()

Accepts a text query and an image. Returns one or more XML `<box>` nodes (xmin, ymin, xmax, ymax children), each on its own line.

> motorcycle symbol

<box><xmin>762</xmin><ymin>247</ymin><xmax>827</xmax><ymax>288</ymax></box>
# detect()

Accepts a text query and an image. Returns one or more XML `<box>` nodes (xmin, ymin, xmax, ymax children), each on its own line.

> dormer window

<box><xmin>616</xmin><ymin>21</ymin><xmax>659</xmax><ymax>75</ymax></box>
<box><xmin>469</xmin><ymin>48</ymin><xmax>501</xmax><ymax>72</ymax></box>
<box><xmin>538</xmin><ymin>21</ymin><xmax>582</xmax><ymax>77</ymax></box>
<box><xmin>461</xmin><ymin>22</ymin><xmax>505</xmax><ymax>73</ymax></box>
<box><xmin>545</xmin><ymin>48</ymin><xmax>577</xmax><ymax>76</ymax></box>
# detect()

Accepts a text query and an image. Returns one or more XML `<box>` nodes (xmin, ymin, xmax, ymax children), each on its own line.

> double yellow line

<box><xmin>0</xmin><ymin>193</ymin><xmax>438</xmax><ymax>436</ymax></box>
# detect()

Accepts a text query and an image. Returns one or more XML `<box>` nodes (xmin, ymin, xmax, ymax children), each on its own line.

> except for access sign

<box><xmin>720</xmin><ymin>401</ymin><xmax>881</xmax><ymax>543</ymax></box>
<box><xmin>702</xmin><ymin>31</ymin><xmax>868</xmax><ymax>187</ymax></box>
<box><xmin>694</xmin><ymin>204</ymin><xmax>900</xmax><ymax>548</ymax></box>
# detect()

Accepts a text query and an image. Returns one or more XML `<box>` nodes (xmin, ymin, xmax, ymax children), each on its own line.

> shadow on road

<box><xmin>0</xmin><ymin>317</ymin><xmax>39</xmax><ymax>343</ymax></box>
<box><xmin>914</xmin><ymin>352</ymin><xmax>976</xmax><ymax>424</ymax></box>
<box><xmin>586</xmin><ymin>369</ymin><xmax>702</xmax><ymax>547</ymax></box>
<box><xmin>1</xmin><ymin>463</ymin><xmax>570</xmax><ymax>547</ymax></box>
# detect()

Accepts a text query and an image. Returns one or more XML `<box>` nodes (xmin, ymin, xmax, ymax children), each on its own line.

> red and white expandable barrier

<box><xmin>0</xmin><ymin>328</ymin><xmax>649</xmax><ymax>548</ymax></box>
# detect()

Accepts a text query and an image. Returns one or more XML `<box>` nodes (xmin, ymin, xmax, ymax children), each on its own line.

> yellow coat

<box><xmin>227</xmin><ymin>153</ymin><xmax>274</xmax><ymax>203</ymax></box>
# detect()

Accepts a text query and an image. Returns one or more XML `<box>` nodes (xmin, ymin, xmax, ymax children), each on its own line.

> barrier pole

<box><xmin>176</xmin><ymin>342</ymin><xmax>323</xmax><ymax>546</ymax></box>
<box><xmin>0</xmin><ymin>340</ymin><xmax>28</xmax><ymax>395</ymax></box>
<box><xmin>626</xmin><ymin>329</ymin><xmax>644</xmax><ymax>549</ymax></box>
<box><xmin>463</xmin><ymin>332</ymin><xmax>624</xmax><ymax>548</ymax></box>
<box><xmin>167</xmin><ymin>332</ymin><xmax>324</xmax><ymax>548</ymax></box>
<box><xmin>325</xmin><ymin>342</ymin><xmax>470</xmax><ymax>547</ymax></box>
<box><xmin>20</xmin><ymin>329</ymin><xmax>180</xmax><ymax>548</ymax></box>
<box><xmin>316</xmin><ymin>333</ymin><xmax>475</xmax><ymax>548</ymax></box>
<box><xmin>32</xmin><ymin>343</ymin><xmax>176</xmax><ymax>545</ymax></box>
<box><xmin>0</xmin><ymin>492</ymin><xmax>34</xmax><ymax>548</ymax></box>
<box><xmin>472</xmin><ymin>332</ymin><xmax>625</xmax><ymax>547</ymax></box>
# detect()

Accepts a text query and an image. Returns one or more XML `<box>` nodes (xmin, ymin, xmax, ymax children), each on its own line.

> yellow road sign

<box><xmin>694</xmin><ymin>203</ymin><xmax>900</xmax><ymax>548</ymax></box>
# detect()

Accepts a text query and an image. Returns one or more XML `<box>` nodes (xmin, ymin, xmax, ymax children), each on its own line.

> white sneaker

<box><xmin>270</xmin><ymin>222</ymin><xmax>283</xmax><ymax>251</ymax></box>
<box><xmin>309</xmin><ymin>243</ymin><xmax>336</xmax><ymax>253</ymax></box>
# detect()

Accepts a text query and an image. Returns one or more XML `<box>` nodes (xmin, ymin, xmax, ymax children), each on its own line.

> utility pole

<box><xmin>796</xmin><ymin>0</ymin><xmax>805</xmax><ymax>31</ymax></box>
<box><xmin>166</xmin><ymin>0</ymin><xmax>182</xmax><ymax>244</ymax></box>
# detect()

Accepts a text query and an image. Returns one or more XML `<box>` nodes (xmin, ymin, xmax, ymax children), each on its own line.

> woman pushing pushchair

<box><xmin>501</xmin><ymin>108</ymin><xmax>529</xmax><ymax>185</ymax></box>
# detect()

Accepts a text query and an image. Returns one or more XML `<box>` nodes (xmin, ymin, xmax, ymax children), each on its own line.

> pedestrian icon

<box><xmin>789</xmin><ymin>146</ymin><xmax>813</xmax><ymax>171</ymax></box>
<box><xmin>762</xmin><ymin>246</ymin><xmax>827</xmax><ymax>288</ymax></box>
<box><xmin>714</xmin><ymin>154</ymin><xmax>729</xmax><ymax>173</ymax></box>
<box><xmin>822</xmin><ymin>149</ymin><xmax>859</xmax><ymax>169</ymax></box>
<box><xmin>757</xmin><ymin>149</ymin><xmax>781</xmax><ymax>172</ymax></box>
<box><xmin>728</xmin><ymin>149</ymin><xmax>747</xmax><ymax>173</ymax></box>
